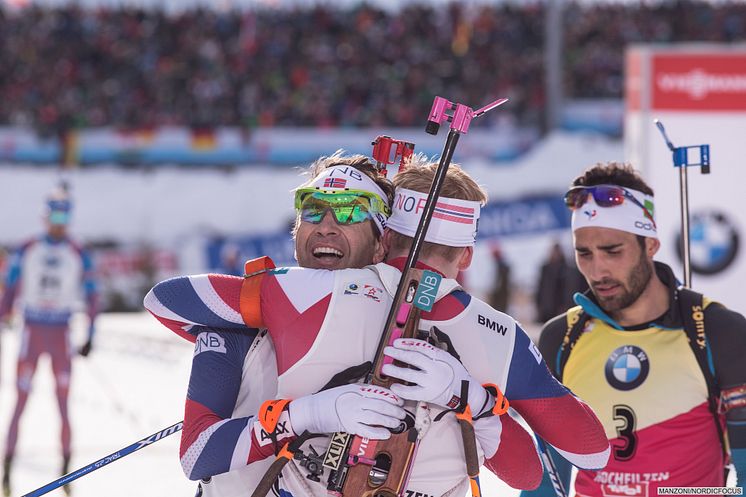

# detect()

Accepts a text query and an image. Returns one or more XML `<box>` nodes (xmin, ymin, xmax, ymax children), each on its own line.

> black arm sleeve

<box><xmin>537</xmin><ymin>313</ymin><xmax>569</xmax><ymax>380</ymax></box>
<box><xmin>704</xmin><ymin>303</ymin><xmax>746</xmax><ymax>447</ymax></box>
<box><xmin>706</xmin><ymin>304</ymin><xmax>746</xmax><ymax>391</ymax></box>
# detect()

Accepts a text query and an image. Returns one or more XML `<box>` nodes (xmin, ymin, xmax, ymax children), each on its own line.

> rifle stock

<box><xmin>333</xmin><ymin>278</ymin><xmax>423</xmax><ymax>496</ymax></box>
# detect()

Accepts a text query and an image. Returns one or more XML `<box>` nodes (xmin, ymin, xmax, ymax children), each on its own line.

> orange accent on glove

<box><xmin>258</xmin><ymin>398</ymin><xmax>291</xmax><ymax>434</ymax></box>
<box><xmin>483</xmin><ymin>383</ymin><xmax>510</xmax><ymax>416</ymax></box>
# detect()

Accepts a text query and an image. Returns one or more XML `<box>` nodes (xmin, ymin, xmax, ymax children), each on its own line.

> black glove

<box><xmin>79</xmin><ymin>339</ymin><xmax>93</xmax><ymax>357</ymax></box>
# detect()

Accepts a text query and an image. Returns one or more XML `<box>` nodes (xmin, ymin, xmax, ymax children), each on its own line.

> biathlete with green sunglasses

<box><xmin>523</xmin><ymin>162</ymin><xmax>746</xmax><ymax>497</ymax></box>
<box><xmin>291</xmin><ymin>155</ymin><xmax>393</xmax><ymax>271</ymax></box>
<box><xmin>145</xmin><ymin>155</ymin><xmax>611</xmax><ymax>497</ymax></box>
<box><xmin>144</xmin><ymin>152</ymin><xmax>397</xmax><ymax>497</ymax></box>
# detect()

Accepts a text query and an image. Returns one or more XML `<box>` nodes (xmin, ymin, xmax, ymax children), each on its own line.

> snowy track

<box><xmin>0</xmin><ymin>313</ymin><xmax>522</xmax><ymax>497</ymax></box>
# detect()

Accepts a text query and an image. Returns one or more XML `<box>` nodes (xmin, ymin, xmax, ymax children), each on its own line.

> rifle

<box><xmin>326</xmin><ymin>96</ymin><xmax>508</xmax><ymax>497</ymax></box>
<box><xmin>371</xmin><ymin>135</ymin><xmax>415</xmax><ymax>177</ymax></box>
<box><xmin>251</xmin><ymin>96</ymin><xmax>507</xmax><ymax>497</ymax></box>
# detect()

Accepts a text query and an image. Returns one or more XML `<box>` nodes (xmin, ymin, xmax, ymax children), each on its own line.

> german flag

<box><xmin>191</xmin><ymin>127</ymin><xmax>217</xmax><ymax>150</ymax></box>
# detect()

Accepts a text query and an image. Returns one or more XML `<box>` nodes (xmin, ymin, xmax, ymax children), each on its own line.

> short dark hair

<box><xmin>572</xmin><ymin>162</ymin><xmax>653</xmax><ymax>249</ymax></box>
<box><xmin>571</xmin><ymin>161</ymin><xmax>654</xmax><ymax>196</ymax></box>
<box><xmin>304</xmin><ymin>150</ymin><xmax>395</xmax><ymax>206</ymax></box>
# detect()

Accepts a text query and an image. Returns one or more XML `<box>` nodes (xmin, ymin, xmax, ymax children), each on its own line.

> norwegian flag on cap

<box><xmin>323</xmin><ymin>178</ymin><xmax>347</xmax><ymax>189</ymax></box>
<box><xmin>434</xmin><ymin>201</ymin><xmax>475</xmax><ymax>225</ymax></box>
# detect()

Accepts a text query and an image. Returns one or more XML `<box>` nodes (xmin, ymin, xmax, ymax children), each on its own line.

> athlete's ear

<box><xmin>374</xmin><ymin>230</ymin><xmax>389</xmax><ymax>264</ymax></box>
<box><xmin>457</xmin><ymin>246</ymin><xmax>473</xmax><ymax>271</ymax></box>
<box><xmin>646</xmin><ymin>237</ymin><xmax>660</xmax><ymax>259</ymax></box>
<box><xmin>381</xmin><ymin>229</ymin><xmax>393</xmax><ymax>253</ymax></box>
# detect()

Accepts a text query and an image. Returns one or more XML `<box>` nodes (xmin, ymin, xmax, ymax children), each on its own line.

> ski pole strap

<box><xmin>474</xmin><ymin>383</ymin><xmax>509</xmax><ymax>419</ymax></box>
<box><xmin>250</xmin><ymin>431</ymin><xmax>312</xmax><ymax>497</ymax></box>
<box><xmin>433</xmin><ymin>380</ymin><xmax>469</xmax><ymax>422</ymax></box>
<box><xmin>250</xmin><ymin>443</ymin><xmax>293</xmax><ymax>497</ymax></box>
<box><xmin>438</xmin><ymin>380</ymin><xmax>482</xmax><ymax>495</ymax></box>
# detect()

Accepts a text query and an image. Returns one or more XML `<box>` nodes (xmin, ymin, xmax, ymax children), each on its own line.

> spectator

<box><xmin>534</xmin><ymin>241</ymin><xmax>586</xmax><ymax>323</ymax></box>
<box><xmin>0</xmin><ymin>1</ymin><xmax>743</xmax><ymax>133</ymax></box>
<box><xmin>487</xmin><ymin>244</ymin><xmax>512</xmax><ymax>312</ymax></box>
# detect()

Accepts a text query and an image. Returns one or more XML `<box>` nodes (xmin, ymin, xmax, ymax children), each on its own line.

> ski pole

<box><xmin>536</xmin><ymin>436</ymin><xmax>568</xmax><ymax>497</ymax></box>
<box><xmin>654</xmin><ymin>119</ymin><xmax>711</xmax><ymax>288</ymax></box>
<box><xmin>21</xmin><ymin>421</ymin><xmax>183</xmax><ymax>497</ymax></box>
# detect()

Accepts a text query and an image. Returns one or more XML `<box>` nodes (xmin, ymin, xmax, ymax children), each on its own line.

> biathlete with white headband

<box><xmin>149</xmin><ymin>152</ymin><xmax>398</xmax><ymax>497</ymax></box>
<box><xmin>145</xmin><ymin>157</ymin><xmax>609</xmax><ymax>497</ymax></box>
<box><xmin>523</xmin><ymin>162</ymin><xmax>746</xmax><ymax>497</ymax></box>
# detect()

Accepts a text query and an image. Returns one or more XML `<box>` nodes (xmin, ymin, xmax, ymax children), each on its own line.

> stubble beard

<box><xmin>595</xmin><ymin>253</ymin><xmax>654</xmax><ymax>315</ymax></box>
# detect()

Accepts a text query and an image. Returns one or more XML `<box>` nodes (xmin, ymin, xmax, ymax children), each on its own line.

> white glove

<box><xmin>288</xmin><ymin>384</ymin><xmax>406</xmax><ymax>440</ymax></box>
<box><xmin>473</xmin><ymin>413</ymin><xmax>503</xmax><ymax>458</ymax></box>
<box><xmin>382</xmin><ymin>338</ymin><xmax>493</xmax><ymax>416</ymax></box>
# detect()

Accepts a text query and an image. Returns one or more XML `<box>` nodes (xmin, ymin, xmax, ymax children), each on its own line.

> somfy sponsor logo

<box><xmin>657</xmin><ymin>69</ymin><xmax>746</xmax><ymax>100</ymax></box>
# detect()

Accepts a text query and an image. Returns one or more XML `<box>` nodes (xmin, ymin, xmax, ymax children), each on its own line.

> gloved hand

<box><xmin>382</xmin><ymin>338</ymin><xmax>493</xmax><ymax>416</ymax></box>
<box><xmin>78</xmin><ymin>338</ymin><xmax>93</xmax><ymax>357</ymax></box>
<box><xmin>288</xmin><ymin>384</ymin><xmax>406</xmax><ymax>440</ymax></box>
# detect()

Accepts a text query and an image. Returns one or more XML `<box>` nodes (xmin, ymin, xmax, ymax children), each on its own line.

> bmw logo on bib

<box><xmin>605</xmin><ymin>345</ymin><xmax>650</xmax><ymax>391</ymax></box>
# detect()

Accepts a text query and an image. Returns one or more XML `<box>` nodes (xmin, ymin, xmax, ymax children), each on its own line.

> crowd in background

<box><xmin>0</xmin><ymin>1</ymin><xmax>744</xmax><ymax>136</ymax></box>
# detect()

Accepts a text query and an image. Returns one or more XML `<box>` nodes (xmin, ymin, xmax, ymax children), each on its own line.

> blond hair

<box><xmin>388</xmin><ymin>157</ymin><xmax>487</xmax><ymax>259</ymax></box>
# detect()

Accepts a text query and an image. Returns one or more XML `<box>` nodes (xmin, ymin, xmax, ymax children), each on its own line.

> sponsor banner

<box><xmin>652</xmin><ymin>53</ymin><xmax>746</xmax><ymax>111</ymax></box>
<box><xmin>0</xmin><ymin>125</ymin><xmax>535</xmax><ymax>166</ymax></box>
<box><xmin>626</xmin><ymin>44</ymin><xmax>746</xmax><ymax>315</ymax></box>
<box><xmin>477</xmin><ymin>194</ymin><xmax>570</xmax><ymax>239</ymax></box>
<box><xmin>562</xmin><ymin>99</ymin><xmax>624</xmax><ymax>135</ymax></box>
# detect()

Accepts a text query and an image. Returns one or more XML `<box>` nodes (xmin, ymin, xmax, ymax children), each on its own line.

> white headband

<box><xmin>299</xmin><ymin>165</ymin><xmax>390</xmax><ymax>233</ymax></box>
<box><xmin>571</xmin><ymin>186</ymin><xmax>658</xmax><ymax>239</ymax></box>
<box><xmin>387</xmin><ymin>188</ymin><xmax>481</xmax><ymax>247</ymax></box>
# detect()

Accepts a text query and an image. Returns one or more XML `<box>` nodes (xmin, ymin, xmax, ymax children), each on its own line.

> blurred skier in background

<box><xmin>0</xmin><ymin>185</ymin><xmax>98</xmax><ymax>497</ymax></box>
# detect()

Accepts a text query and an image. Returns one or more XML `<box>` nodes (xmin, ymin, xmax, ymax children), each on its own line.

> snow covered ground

<box><xmin>0</xmin><ymin>312</ymin><xmax>526</xmax><ymax>497</ymax></box>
